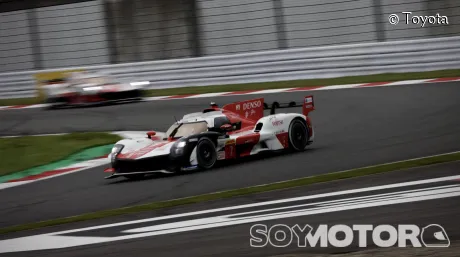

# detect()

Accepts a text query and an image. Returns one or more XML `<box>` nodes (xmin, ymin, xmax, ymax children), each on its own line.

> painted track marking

<box><xmin>0</xmin><ymin>174</ymin><xmax>459</xmax><ymax>253</ymax></box>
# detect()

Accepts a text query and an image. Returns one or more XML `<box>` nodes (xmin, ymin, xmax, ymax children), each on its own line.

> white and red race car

<box><xmin>42</xmin><ymin>71</ymin><xmax>147</xmax><ymax>108</ymax></box>
<box><xmin>104</xmin><ymin>95</ymin><xmax>315</xmax><ymax>179</ymax></box>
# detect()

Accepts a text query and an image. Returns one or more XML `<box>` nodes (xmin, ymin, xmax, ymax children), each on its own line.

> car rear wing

<box><xmin>264</xmin><ymin>95</ymin><xmax>315</xmax><ymax>116</ymax></box>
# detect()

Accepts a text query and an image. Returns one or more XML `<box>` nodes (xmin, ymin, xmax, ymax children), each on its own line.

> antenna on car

<box><xmin>270</xmin><ymin>102</ymin><xmax>279</xmax><ymax>115</ymax></box>
<box><xmin>173</xmin><ymin>116</ymin><xmax>178</xmax><ymax>123</ymax></box>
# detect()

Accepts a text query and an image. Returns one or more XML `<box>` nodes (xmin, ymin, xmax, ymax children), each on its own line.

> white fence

<box><xmin>1</xmin><ymin>36</ymin><xmax>460</xmax><ymax>99</ymax></box>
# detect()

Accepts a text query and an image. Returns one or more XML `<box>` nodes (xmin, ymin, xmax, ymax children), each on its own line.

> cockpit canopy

<box><xmin>164</xmin><ymin>114</ymin><xmax>234</xmax><ymax>139</ymax></box>
<box><xmin>165</xmin><ymin>121</ymin><xmax>208</xmax><ymax>139</ymax></box>
<box><xmin>67</xmin><ymin>72</ymin><xmax>117</xmax><ymax>87</ymax></box>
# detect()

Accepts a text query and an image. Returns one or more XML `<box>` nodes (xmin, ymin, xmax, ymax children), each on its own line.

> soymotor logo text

<box><xmin>250</xmin><ymin>224</ymin><xmax>450</xmax><ymax>248</ymax></box>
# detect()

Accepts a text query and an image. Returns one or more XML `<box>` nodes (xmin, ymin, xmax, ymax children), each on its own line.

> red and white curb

<box><xmin>0</xmin><ymin>131</ymin><xmax>148</xmax><ymax>190</ymax></box>
<box><xmin>0</xmin><ymin>156</ymin><xmax>110</xmax><ymax>190</ymax></box>
<box><xmin>1</xmin><ymin>77</ymin><xmax>459</xmax><ymax>111</ymax></box>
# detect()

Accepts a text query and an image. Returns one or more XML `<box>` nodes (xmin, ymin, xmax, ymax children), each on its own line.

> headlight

<box><xmin>111</xmin><ymin>144</ymin><xmax>124</xmax><ymax>164</ymax></box>
<box><xmin>112</xmin><ymin>144</ymin><xmax>124</xmax><ymax>153</ymax></box>
<box><xmin>172</xmin><ymin>140</ymin><xmax>187</xmax><ymax>155</ymax></box>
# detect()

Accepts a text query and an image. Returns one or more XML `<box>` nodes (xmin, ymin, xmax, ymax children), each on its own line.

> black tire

<box><xmin>45</xmin><ymin>104</ymin><xmax>57</xmax><ymax>110</ymax></box>
<box><xmin>123</xmin><ymin>174</ymin><xmax>145</xmax><ymax>180</ymax></box>
<box><xmin>288</xmin><ymin>119</ymin><xmax>308</xmax><ymax>151</ymax></box>
<box><xmin>196</xmin><ymin>138</ymin><xmax>217</xmax><ymax>169</ymax></box>
<box><xmin>44</xmin><ymin>98</ymin><xmax>60</xmax><ymax>110</ymax></box>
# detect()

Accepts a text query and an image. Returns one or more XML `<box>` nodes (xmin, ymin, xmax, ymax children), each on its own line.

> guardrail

<box><xmin>1</xmin><ymin>36</ymin><xmax>460</xmax><ymax>99</ymax></box>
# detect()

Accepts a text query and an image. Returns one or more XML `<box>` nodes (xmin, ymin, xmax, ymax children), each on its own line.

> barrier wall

<box><xmin>1</xmin><ymin>0</ymin><xmax>459</xmax><ymax>72</ymax></box>
<box><xmin>1</xmin><ymin>36</ymin><xmax>459</xmax><ymax>99</ymax></box>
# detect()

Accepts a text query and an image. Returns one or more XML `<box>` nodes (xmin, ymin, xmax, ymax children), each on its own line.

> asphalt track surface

<box><xmin>0</xmin><ymin>162</ymin><xmax>459</xmax><ymax>256</ymax></box>
<box><xmin>1</xmin><ymin>82</ymin><xmax>460</xmax><ymax>228</ymax></box>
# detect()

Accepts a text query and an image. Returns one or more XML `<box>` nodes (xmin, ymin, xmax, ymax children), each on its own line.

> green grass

<box><xmin>1</xmin><ymin>69</ymin><xmax>459</xmax><ymax>106</ymax></box>
<box><xmin>0</xmin><ymin>97</ymin><xmax>44</xmax><ymax>107</ymax></box>
<box><xmin>1</xmin><ymin>151</ymin><xmax>459</xmax><ymax>235</ymax></box>
<box><xmin>0</xmin><ymin>133</ymin><xmax>122</xmax><ymax>176</ymax></box>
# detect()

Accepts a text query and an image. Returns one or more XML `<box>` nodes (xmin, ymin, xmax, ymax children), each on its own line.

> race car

<box><xmin>42</xmin><ymin>71</ymin><xmax>147</xmax><ymax>108</ymax></box>
<box><xmin>104</xmin><ymin>95</ymin><xmax>315</xmax><ymax>179</ymax></box>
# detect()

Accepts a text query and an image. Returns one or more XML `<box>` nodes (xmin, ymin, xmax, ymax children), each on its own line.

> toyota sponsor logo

<box><xmin>243</xmin><ymin>100</ymin><xmax>262</xmax><ymax>110</ymax></box>
<box><xmin>272</xmin><ymin>120</ymin><xmax>283</xmax><ymax>126</ymax></box>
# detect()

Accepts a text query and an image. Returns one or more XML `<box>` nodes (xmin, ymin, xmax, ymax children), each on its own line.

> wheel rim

<box><xmin>199</xmin><ymin>143</ymin><xmax>215</xmax><ymax>166</ymax></box>
<box><xmin>290</xmin><ymin>122</ymin><xmax>307</xmax><ymax>150</ymax></box>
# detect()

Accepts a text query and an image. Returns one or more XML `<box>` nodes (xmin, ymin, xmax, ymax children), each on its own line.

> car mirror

<box><xmin>220</xmin><ymin>124</ymin><xmax>233</xmax><ymax>132</ymax></box>
<box><xmin>232</xmin><ymin>121</ymin><xmax>242</xmax><ymax>131</ymax></box>
<box><xmin>147</xmin><ymin>131</ymin><xmax>156</xmax><ymax>139</ymax></box>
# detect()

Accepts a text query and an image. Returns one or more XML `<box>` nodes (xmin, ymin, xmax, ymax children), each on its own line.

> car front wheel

<box><xmin>196</xmin><ymin>138</ymin><xmax>217</xmax><ymax>169</ymax></box>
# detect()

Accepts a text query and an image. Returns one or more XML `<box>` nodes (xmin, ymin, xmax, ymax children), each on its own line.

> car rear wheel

<box><xmin>196</xmin><ymin>138</ymin><xmax>217</xmax><ymax>169</ymax></box>
<box><xmin>288</xmin><ymin>119</ymin><xmax>308</xmax><ymax>151</ymax></box>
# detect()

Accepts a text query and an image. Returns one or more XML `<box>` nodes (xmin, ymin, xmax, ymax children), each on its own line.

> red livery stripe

<box><xmin>118</xmin><ymin>142</ymin><xmax>170</xmax><ymax>159</ymax></box>
<box><xmin>275</xmin><ymin>132</ymin><xmax>289</xmax><ymax>149</ymax></box>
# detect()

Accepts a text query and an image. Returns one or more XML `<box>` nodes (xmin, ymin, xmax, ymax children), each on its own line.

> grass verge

<box><xmin>1</xmin><ymin>151</ymin><xmax>459</xmax><ymax>235</ymax></box>
<box><xmin>1</xmin><ymin>69</ymin><xmax>460</xmax><ymax>106</ymax></box>
<box><xmin>0</xmin><ymin>133</ymin><xmax>121</xmax><ymax>176</ymax></box>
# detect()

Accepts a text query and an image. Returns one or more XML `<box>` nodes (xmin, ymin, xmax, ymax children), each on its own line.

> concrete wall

<box><xmin>196</xmin><ymin>0</ymin><xmax>459</xmax><ymax>54</ymax></box>
<box><xmin>1</xmin><ymin>0</ymin><xmax>459</xmax><ymax>72</ymax></box>
<box><xmin>426</xmin><ymin>0</ymin><xmax>460</xmax><ymax>37</ymax></box>
<box><xmin>381</xmin><ymin>0</ymin><xmax>431</xmax><ymax>41</ymax></box>
<box><xmin>283</xmin><ymin>0</ymin><xmax>377</xmax><ymax>48</ymax></box>
<box><xmin>0</xmin><ymin>0</ymin><xmax>109</xmax><ymax>72</ymax></box>
<box><xmin>0</xmin><ymin>10</ymin><xmax>35</xmax><ymax>72</ymax></box>
<box><xmin>197</xmin><ymin>0</ymin><xmax>279</xmax><ymax>55</ymax></box>
<box><xmin>381</xmin><ymin>0</ymin><xmax>460</xmax><ymax>41</ymax></box>
<box><xmin>134</xmin><ymin>0</ymin><xmax>192</xmax><ymax>60</ymax></box>
<box><xmin>109</xmin><ymin>0</ymin><xmax>193</xmax><ymax>63</ymax></box>
<box><xmin>36</xmin><ymin>0</ymin><xmax>109</xmax><ymax>68</ymax></box>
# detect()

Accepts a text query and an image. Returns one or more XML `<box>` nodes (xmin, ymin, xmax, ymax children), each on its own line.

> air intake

<box><xmin>254</xmin><ymin>123</ymin><xmax>263</xmax><ymax>132</ymax></box>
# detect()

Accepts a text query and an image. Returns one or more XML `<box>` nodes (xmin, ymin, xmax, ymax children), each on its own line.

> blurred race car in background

<box><xmin>104</xmin><ymin>95</ymin><xmax>315</xmax><ymax>179</ymax></box>
<box><xmin>42</xmin><ymin>71</ymin><xmax>149</xmax><ymax>108</ymax></box>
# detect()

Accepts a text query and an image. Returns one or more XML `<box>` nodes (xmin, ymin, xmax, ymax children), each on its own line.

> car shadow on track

<box><xmin>105</xmin><ymin>147</ymin><xmax>320</xmax><ymax>185</ymax></box>
<box><xmin>44</xmin><ymin>98</ymin><xmax>144</xmax><ymax>111</ymax></box>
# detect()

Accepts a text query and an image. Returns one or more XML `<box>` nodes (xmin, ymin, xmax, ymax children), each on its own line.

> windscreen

<box><xmin>165</xmin><ymin>121</ymin><xmax>208</xmax><ymax>138</ymax></box>
<box><xmin>81</xmin><ymin>77</ymin><xmax>110</xmax><ymax>85</ymax></box>
<box><xmin>70</xmin><ymin>73</ymin><xmax>112</xmax><ymax>86</ymax></box>
<box><xmin>165</xmin><ymin>123</ymin><xmax>179</xmax><ymax>138</ymax></box>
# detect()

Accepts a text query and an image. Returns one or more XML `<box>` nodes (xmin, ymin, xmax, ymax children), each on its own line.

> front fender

<box><xmin>169</xmin><ymin>132</ymin><xmax>221</xmax><ymax>166</ymax></box>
